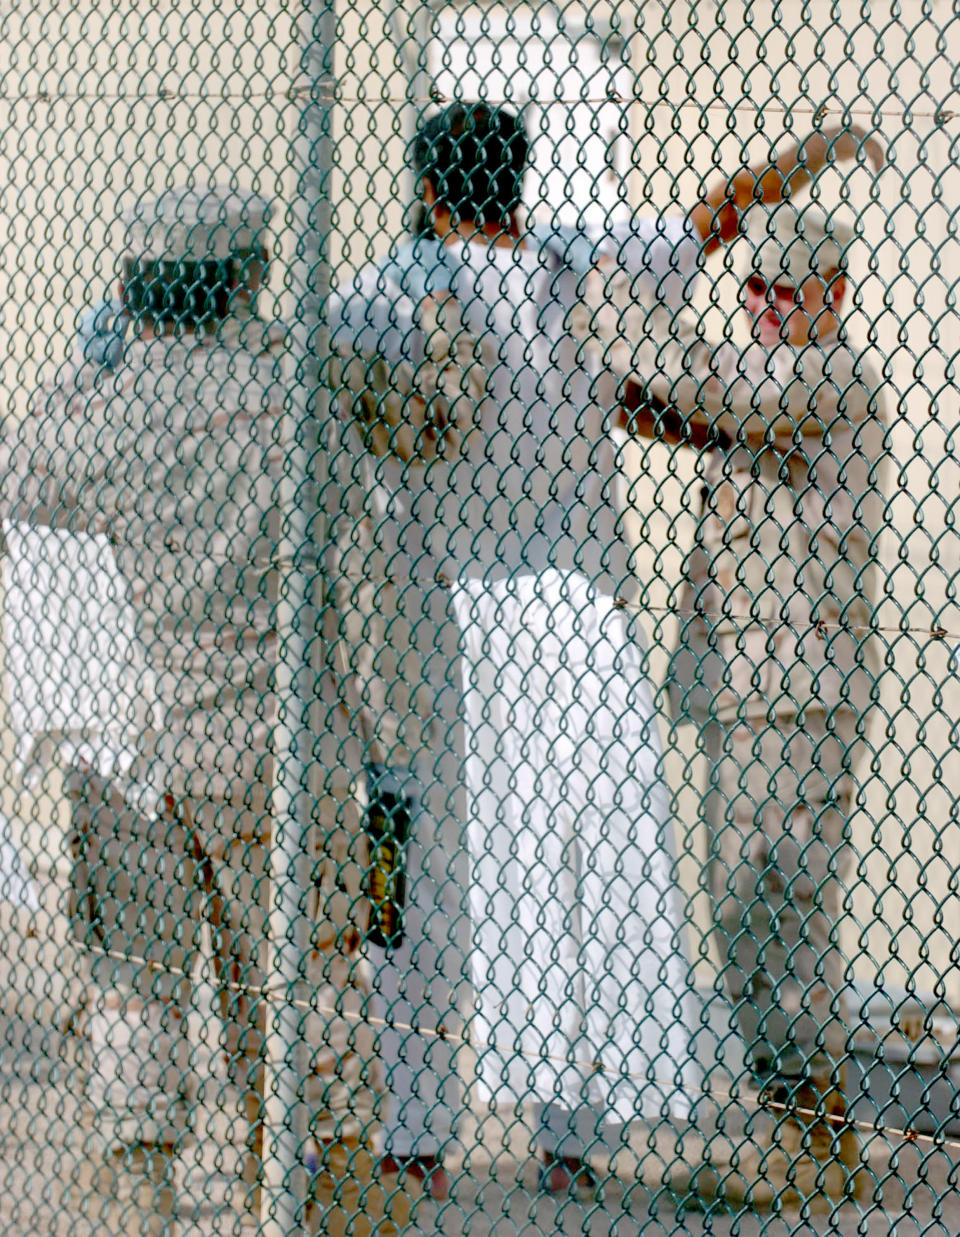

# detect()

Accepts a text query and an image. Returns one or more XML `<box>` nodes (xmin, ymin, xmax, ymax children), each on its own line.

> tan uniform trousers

<box><xmin>305</xmin><ymin>1139</ymin><xmax>411</xmax><ymax>1237</ymax></box>
<box><xmin>66</xmin><ymin>769</ymin><xmax>382</xmax><ymax>1155</ymax></box>
<box><xmin>702</xmin><ymin>710</ymin><xmax>860</xmax><ymax>1081</ymax></box>
<box><xmin>67</xmin><ymin>769</ymin><xmax>204</xmax><ymax>1150</ymax></box>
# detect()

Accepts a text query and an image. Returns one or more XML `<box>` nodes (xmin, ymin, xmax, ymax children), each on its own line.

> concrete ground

<box><xmin>0</xmin><ymin>896</ymin><xmax>956</xmax><ymax>1237</ymax></box>
<box><xmin>0</xmin><ymin>998</ymin><xmax>956</xmax><ymax>1237</ymax></box>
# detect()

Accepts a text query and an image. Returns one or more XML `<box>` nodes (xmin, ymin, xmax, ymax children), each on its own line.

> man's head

<box><xmin>120</xmin><ymin>186</ymin><xmax>270</xmax><ymax>330</ymax></box>
<box><xmin>412</xmin><ymin>103</ymin><xmax>529</xmax><ymax>233</ymax></box>
<box><xmin>743</xmin><ymin>203</ymin><xmax>853</xmax><ymax>347</ymax></box>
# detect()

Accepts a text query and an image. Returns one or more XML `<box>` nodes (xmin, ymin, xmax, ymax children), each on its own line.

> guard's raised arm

<box><xmin>688</xmin><ymin>123</ymin><xmax>885</xmax><ymax>256</ymax></box>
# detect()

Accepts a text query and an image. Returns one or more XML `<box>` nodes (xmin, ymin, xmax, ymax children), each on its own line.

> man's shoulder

<box><xmin>766</xmin><ymin>336</ymin><xmax>884</xmax><ymax>412</ymax></box>
<box><xmin>123</xmin><ymin>320</ymin><xmax>287</xmax><ymax>383</ymax></box>
<box><xmin>38</xmin><ymin>324</ymin><xmax>283</xmax><ymax>410</ymax></box>
<box><xmin>204</xmin><ymin>314</ymin><xmax>288</xmax><ymax>361</ymax></box>
<box><xmin>332</xmin><ymin>261</ymin><xmax>410</xmax><ymax>319</ymax></box>
<box><xmin>30</xmin><ymin>350</ymin><xmax>131</xmax><ymax>422</ymax></box>
<box><xmin>330</xmin><ymin>258</ymin><xmax>418</xmax><ymax>360</ymax></box>
<box><xmin>817</xmin><ymin>337</ymin><xmax>888</xmax><ymax>420</ymax></box>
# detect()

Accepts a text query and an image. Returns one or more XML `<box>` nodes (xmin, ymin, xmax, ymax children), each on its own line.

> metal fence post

<box><xmin>263</xmin><ymin>0</ymin><xmax>336</xmax><ymax>1232</ymax></box>
<box><xmin>388</xmin><ymin>0</ymin><xmax>432</xmax><ymax>220</ymax></box>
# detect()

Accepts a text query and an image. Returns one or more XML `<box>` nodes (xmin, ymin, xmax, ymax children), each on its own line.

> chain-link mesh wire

<box><xmin>0</xmin><ymin>2</ymin><xmax>956</xmax><ymax>1235</ymax></box>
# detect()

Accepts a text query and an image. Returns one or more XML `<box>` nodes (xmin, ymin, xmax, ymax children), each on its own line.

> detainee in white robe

<box><xmin>330</xmin><ymin>213</ymin><xmax>704</xmax><ymax>1160</ymax></box>
<box><xmin>454</xmin><ymin>569</ymin><xmax>700</xmax><ymax>1148</ymax></box>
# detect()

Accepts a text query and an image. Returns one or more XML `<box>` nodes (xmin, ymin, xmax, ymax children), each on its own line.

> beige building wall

<box><xmin>0</xmin><ymin>0</ymin><xmax>957</xmax><ymax>1014</ymax></box>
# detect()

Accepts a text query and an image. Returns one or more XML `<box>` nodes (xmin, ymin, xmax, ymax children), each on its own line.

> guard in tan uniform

<box><xmin>1</xmin><ymin>187</ymin><xmax>403</xmax><ymax>1234</ymax></box>
<box><xmin>576</xmin><ymin>199</ymin><xmax>887</xmax><ymax>1211</ymax></box>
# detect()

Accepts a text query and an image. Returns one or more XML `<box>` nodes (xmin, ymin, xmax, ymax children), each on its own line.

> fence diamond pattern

<box><xmin>0</xmin><ymin>3</ymin><xmax>955</xmax><ymax>1236</ymax></box>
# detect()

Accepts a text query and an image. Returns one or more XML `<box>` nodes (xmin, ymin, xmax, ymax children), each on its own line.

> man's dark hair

<box><xmin>412</xmin><ymin>102</ymin><xmax>529</xmax><ymax>229</ymax></box>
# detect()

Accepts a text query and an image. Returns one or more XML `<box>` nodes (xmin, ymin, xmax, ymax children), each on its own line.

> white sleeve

<box><xmin>571</xmin><ymin>260</ymin><xmax>845</xmax><ymax>433</ymax></box>
<box><xmin>591</xmin><ymin>214</ymin><xmax>703</xmax><ymax>311</ymax></box>
<box><xmin>328</xmin><ymin>264</ymin><xmax>422</xmax><ymax>365</ymax></box>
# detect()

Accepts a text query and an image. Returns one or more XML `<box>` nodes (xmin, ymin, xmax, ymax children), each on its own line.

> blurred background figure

<box><xmin>0</xmin><ymin>185</ymin><xmax>401</xmax><ymax>1235</ymax></box>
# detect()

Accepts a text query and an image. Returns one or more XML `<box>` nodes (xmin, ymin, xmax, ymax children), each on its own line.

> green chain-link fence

<box><xmin>0</xmin><ymin>2</ymin><xmax>956</xmax><ymax>1235</ymax></box>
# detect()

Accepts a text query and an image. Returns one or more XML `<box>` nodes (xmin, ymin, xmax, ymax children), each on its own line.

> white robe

<box><xmin>0</xmin><ymin>522</ymin><xmax>152</xmax><ymax>913</ymax></box>
<box><xmin>454</xmin><ymin>569</ymin><xmax>700</xmax><ymax>1124</ymax></box>
<box><xmin>329</xmin><ymin>215</ymin><xmax>704</xmax><ymax>1149</ymax></box>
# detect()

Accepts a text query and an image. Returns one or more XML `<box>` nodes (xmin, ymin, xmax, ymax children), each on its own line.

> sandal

<box><xmin>538</xmin><ymin>1153</ymin><xmax>603</xmax><ymax>1202</ymax></box>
